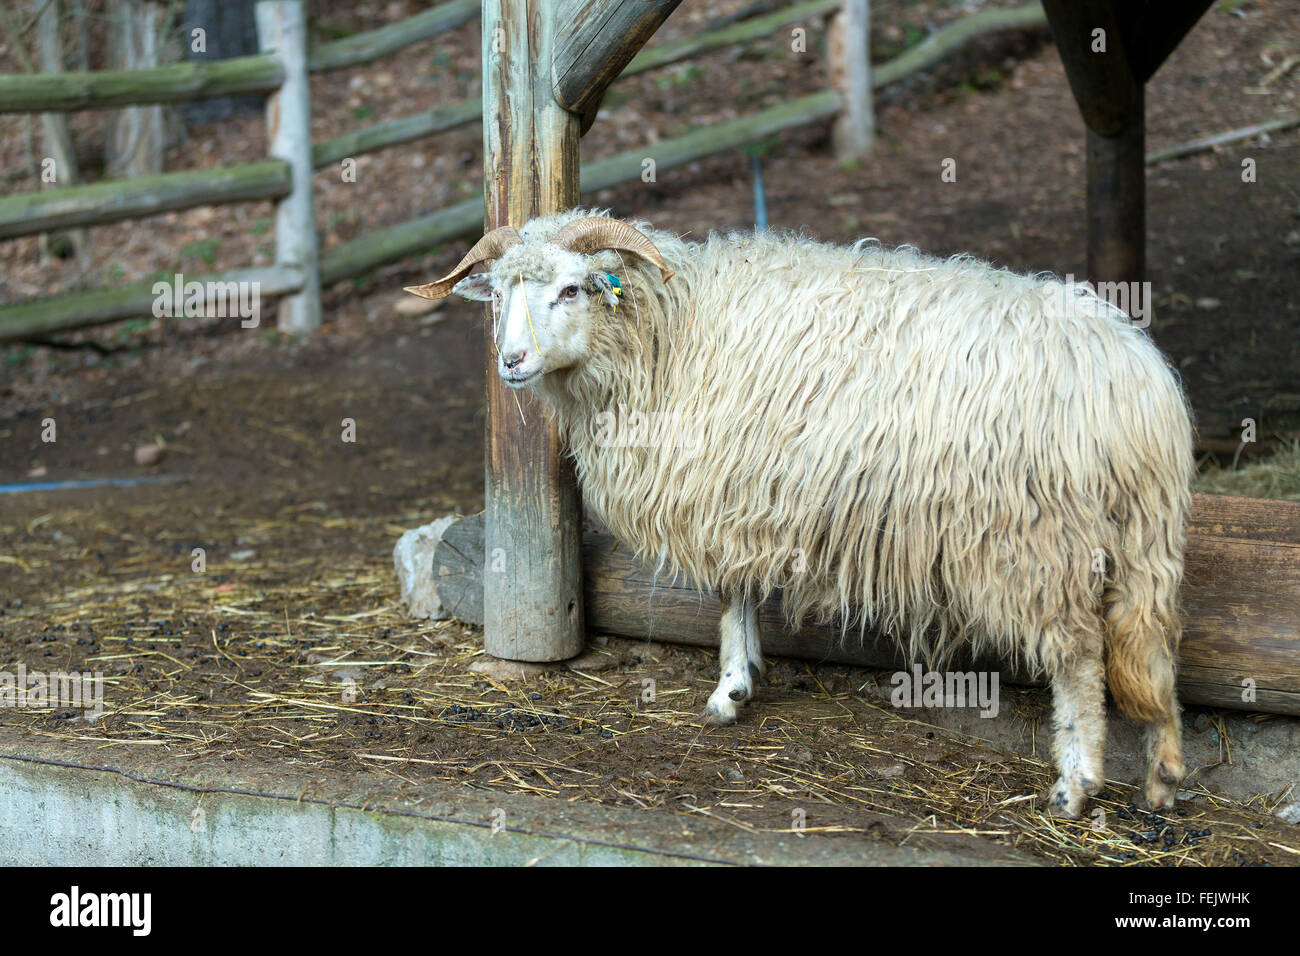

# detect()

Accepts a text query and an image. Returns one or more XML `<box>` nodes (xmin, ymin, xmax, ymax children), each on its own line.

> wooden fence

<box><xmin>0</xmin><ymin>0</ymin><xmax>1049</xmax><ymax>343</ymax></box>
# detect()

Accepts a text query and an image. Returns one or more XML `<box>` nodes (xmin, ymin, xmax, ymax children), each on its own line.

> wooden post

<box><xmin>256</xmin><ymin>0</ymin><xmax>321</xmax><ymax>334</ymax></box>
<box><xmin>480</xmin><ymin>0</ymin><xmax>585</xmax><ymax>662</ymax></box>
<box><xmin>829</xmin><ymin>0</ymin><xmax>874</xmax><ymax>162</ymax></box>
<box><xmin>1086</xmin><ymin>85</ymin><xmax>1144</xmax><ymax>289</ymax></box>
<box><xmin>1043</xmin><ymin>0</ymin><xmax>1213</xmax><ymax>289</ymax></box>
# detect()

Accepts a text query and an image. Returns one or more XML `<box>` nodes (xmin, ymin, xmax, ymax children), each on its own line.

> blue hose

<box><xmin>0</xmin><ymin>475</ymin><xmax>188</xmax><ymax>494</ymax></box>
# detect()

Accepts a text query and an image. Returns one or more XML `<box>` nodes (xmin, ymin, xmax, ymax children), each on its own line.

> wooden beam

<box><xmin>0</xmin><ymin>54</ymin><xmax>284</xmax><ymax>113</ymax></box>
<box><xmin>553</xmin><ymin>0</ymin><xmax>683</xmax><ymax>132</ymax></box>
<box><xmin>480</xmin><ymin>0</ymin><xmax>585</xmax><ymax>662</ymax></box>
<box><xmin>1128</xmin><ymin>0</ymin><xmax>1215</xmax><ymax>83</ymax></box>
<box><xmin>1041</xmin><ymin>0</ymin><xmax>1138</xmax><ymax>138</ymax></box>
<box><xmin>435</xmin><ymin>493</ymin><xmax>1300</xmax><ymax>716</ymax></box>
<box><xmin>0</xmin><ymin>266</ymin><xmax>304</xmax><ymax>342</ymax></box>
<box><xmin>306</xmin><ymin>0</ymin><xmax>478</xmax><ymax>73</ymax></box>
<box><xmin>0</xmin><ymin>159</ymin><xmax>290</xmax><ymax>240</ymax></box>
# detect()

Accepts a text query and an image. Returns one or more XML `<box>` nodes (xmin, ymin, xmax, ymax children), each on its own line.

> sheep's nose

<box><xmin>502</xmin><ymin>351</ymin><xmax>527</xmax><ymax>371</ymax></box>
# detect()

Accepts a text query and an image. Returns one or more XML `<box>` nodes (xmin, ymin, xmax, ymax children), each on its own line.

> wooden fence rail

<box><xmin>0</xmin><ymin>160</ymin><xmax>291</xmax><ymax>240</ymax></box>
<box><xmin>0</xmin><ymin>0</ymin><xmax>478</xmax><ymax>113</ymax></box>
<box><xmin>0</xmin><ymin>1</ymin><xmax>1052</xmax><ymax>343</ymax></box>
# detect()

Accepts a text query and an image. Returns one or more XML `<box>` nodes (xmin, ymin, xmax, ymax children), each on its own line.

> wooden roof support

<box><xmin>480</xmin><ymin>0</ymin><xmax>678</xmax><ymax>661</ymax></box>
<box><xmin>1042</xmin><ymin>0</ymin><xmax>1213</xmax><ymax>289</ymax></box>
<box><xmin>553</xmin><ymin>0</ymin><xmax>683</xmax><ymax>132</ymax></box>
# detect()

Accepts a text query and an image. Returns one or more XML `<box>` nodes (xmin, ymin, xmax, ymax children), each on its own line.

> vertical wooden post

<box><xmin>256</xmin><ymin>0</ymin><xmax>321</xmax><ymax>333</ymax></box>
<box><xmin>481</xmin><ymin>0</ymin><xmax>585</xmax><ymax>662</ymax></box>
<box><xmin>829</xmin><ymin>0</ymin><xmax>874</xmax><ymax>162</ymax></box>
<box><xmin>1086</xmin><ymin>85</ymin><xmax>1144</xmax><ymax>288</ymax></box>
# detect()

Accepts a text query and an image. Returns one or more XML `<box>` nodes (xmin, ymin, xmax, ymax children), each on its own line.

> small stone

<box><xmin>1275</xmin><ymin>801</ymin><xmax>1300</xmax><ymax>825</ymax></box>
<box><xmin>1195</xmin><ymin>297</ymin><xmax>1221</xmax><ymax>310</ymax></box>
<box><xmin>134</xmin><ymin>444</ymin><xmax>164</xmax><ymax>466</ymax></box>
<box><xmin>393</xmin><ymin>516</ymin><xmax>456</xmax><ymax>619</ymax></box>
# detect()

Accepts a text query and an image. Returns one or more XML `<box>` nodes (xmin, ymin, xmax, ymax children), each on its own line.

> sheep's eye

<box><xmin>560</xmin><ymin>284</ymin><xmax>580</xmax><ymax>300</ymax></box>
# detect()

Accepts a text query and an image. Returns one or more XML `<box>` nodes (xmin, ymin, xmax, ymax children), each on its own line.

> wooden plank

<box><xmin>435</xmin><ymin>495</ymin><xmax>1300</xmax><ymax>716</ymax></box>
<box><xmin>480</xmin><ymin>0</ymin><xmax>584</xmax><ymax>662</ymax></box>
<box><xmin>0</xmin><ymin>266</ymin><xmax>304</xmax><ymax>342</ymax></box>
<box><xmin>0</xmin><ymin>159</ymin><xmax>290</xmax><ymax>239</ymax></box>
<box><xmin>0</xmin><ymin>54</ymin><xmax>283</xmax><ymax>113</ymax></box>
<box><xmin>307</xmin><ymin>0</ymin><xmax>479</xmax><ymax>73</ymax></box>
<box><xmin>553</xmin><ymin>0</ymin><xmax>683</xmax><ymax>130</ymax></box>
<box><xmin>257</xmin><ymin>0</ymin><xmax>321</xmax><ymax>334</ymax></box>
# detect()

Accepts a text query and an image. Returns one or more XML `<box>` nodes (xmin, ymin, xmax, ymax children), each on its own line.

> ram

<box><xmin>406</xmin><ymin>209</ymin><xmax>1195</xmax><ymax>818</ymax></box>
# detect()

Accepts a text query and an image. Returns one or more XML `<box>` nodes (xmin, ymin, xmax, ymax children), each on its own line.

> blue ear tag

<box><xmin>605</xmin><ymin>273</ymin><xmax>623</xmax><ymax>307</ymax></box>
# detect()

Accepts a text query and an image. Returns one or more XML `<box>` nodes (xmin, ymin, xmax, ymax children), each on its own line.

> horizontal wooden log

<box><xmin>434</xmin><ymin>494</ymin><xmax>1300</xmax><ymax>716</ymax></box>
<box><xmin>0</xmin><ymin>160</ymin><xmax>291</xmax><ymax>240</ymax></box>
<box><xmin>582</xmin><ymin>89</ymin><xmax>840</xmax><ymax>191</ymax></box>
<box><xmin>0</xmin><ymin>266</ymin><xmax>303</xmax><ymax>342</ymax></box>
<box><xmin>318</xmin><ymin>198</ymin><xmax>482</xmax><ymax>286</ymax></box>
<box><xmin>311</xmin><ymin>98</ymin><xmax>481</xmax><ymax>168</ymax></box>
<box><xmin>0</xmin><ymin>1</ymin><xmax>477</xmax><ymax>113</ymax></box>
<box><xmin>872</xmin><ymin>1</ymin><xmax>1047</xmax><ymax>91</ymax></box>
<box><xmin>0</xmin><ymin>54</ymin><xmax>284</xmax><ymax>113</ymax></box>
<box><xmin>307</xmin><ymin>0</ymin><xmax>479</xmax><ymax>73</ymax></box>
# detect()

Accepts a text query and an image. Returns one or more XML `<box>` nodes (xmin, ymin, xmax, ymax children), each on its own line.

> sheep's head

<box><xmin>404</xmin><ymin>216</ymin><xmax>673</xmax><ymax>389</ymax></box>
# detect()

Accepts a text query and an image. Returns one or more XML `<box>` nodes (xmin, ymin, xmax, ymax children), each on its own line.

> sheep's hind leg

<box><xmin>1046</xmin><ymin>635</ymin><xmax>1107</xmax><ymax>818</ymax></box>
<box><xmin>703</xmin><ymin>596</ymin><xmax>763</xmax><ymax>725</ymax></box>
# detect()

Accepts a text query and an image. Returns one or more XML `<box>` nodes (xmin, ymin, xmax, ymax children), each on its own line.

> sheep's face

<box><xmin>452</xmin><ymin>246</ymin><xmax>616</xmax><ymax>389</ymax></box>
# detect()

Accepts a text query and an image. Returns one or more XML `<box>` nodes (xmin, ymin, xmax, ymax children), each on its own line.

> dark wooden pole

<box><xmin>1043</xmin><ymin>0</ymin><xmax>1214</xmax><ymax>289</ymax></box>
<box><xmin>481</xmin><ymin>0</ymin><xmax>584</xmax><ymax>661</ymax></box>
<box><xmin>1086</xmin><ymin>84</ymin><xmax>1144</xmax><ymax>288</ymax></box>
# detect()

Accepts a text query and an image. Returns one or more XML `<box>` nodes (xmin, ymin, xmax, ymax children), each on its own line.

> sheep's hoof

<box><xmin>1144</xmin><ymin>761</ymin><xmax>1183</xmax><ymax>811</ymax></box>
<box><xmin>1045</xmin><ymin>777</ymin><xmax>1096</xmax><ymax>819</ymax></box>
<box><xmin>702</xmin><ymin>697</ymin><xmax>740</xmax><ymax>727</ymax></box>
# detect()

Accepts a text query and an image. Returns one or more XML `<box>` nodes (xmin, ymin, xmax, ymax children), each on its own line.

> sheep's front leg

<box><xmin>703</xmin><ymin>595</ymin><xmax>764</xmax><ymax>726</ymax></box>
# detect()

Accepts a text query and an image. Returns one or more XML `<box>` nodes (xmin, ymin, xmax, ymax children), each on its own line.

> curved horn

<box><xmin>551</xmin><ymin>217</ymin><xmax>675</xmax><ymax>284</ymax></box>
<box><xmin>403</xmin><ymin>226</ymin><xmax>522</xmax><ymax>300</ymax></box>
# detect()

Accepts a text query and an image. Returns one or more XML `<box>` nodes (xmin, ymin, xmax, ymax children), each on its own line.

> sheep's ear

<box><xmin>590</xmin><ymin>273</ymin><xmax>621</xmax><ymax>309</ymax></box>
<box><xmin>452</xmin><ymin>274</ymin><xmax>495</xmax><ymax>301</ymax></box>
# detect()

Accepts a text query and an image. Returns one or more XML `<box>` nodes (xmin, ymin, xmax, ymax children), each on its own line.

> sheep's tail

<box><xmin>1100</xmin><ymin>389</ymin><xmax>1192</xmax><ymax>724</ymax></box>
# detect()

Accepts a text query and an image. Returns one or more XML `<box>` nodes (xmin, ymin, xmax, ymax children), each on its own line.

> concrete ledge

<box><xmin>0</xmin><ymin>731</ymin><xmax>1033</xmax><ymax>866</ymax></box>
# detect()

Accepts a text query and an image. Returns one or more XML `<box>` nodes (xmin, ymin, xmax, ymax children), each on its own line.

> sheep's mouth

<box><xmin>501</xmin><ymin>369</ymin><xmax>540</xmax><ymax>389</ymax></box>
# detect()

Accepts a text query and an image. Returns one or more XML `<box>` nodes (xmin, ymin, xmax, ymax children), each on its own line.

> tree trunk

<box><xmin>105</xmin><ymin>0</ymin><xmax>169</xmax><ymax>179</ymax></box>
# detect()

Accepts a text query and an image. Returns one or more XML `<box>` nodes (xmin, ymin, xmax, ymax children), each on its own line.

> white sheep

<box><xmin>405</xmin><ymin>209</ymin><xmax>1195</xmax><ymax>818</ymax></box>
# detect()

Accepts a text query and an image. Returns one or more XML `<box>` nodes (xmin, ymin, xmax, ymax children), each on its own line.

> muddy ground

<box><xmin>1</xmin><ymin>1</ymin><xmax>1298</xmax><ymax>865</ymax></box>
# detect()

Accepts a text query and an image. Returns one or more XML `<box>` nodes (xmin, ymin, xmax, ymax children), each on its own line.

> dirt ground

<box><xmin>1</xmin><ymin>1</ymin><xmax>1298</xmax><ymax>865</ymax></box>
